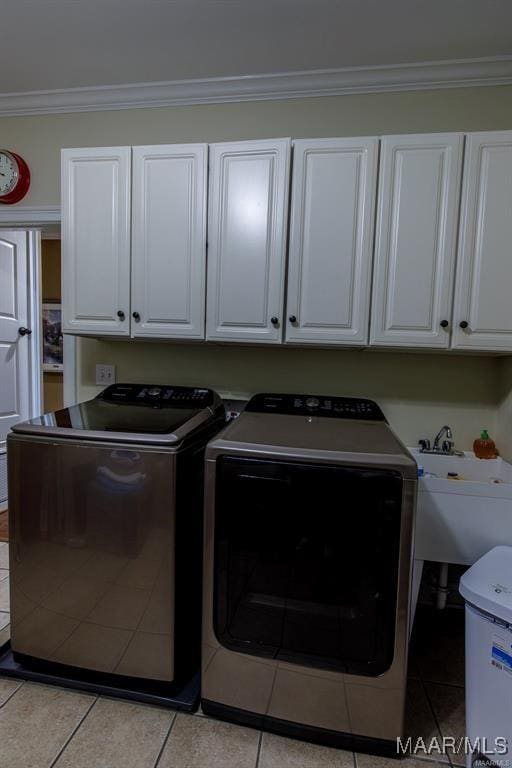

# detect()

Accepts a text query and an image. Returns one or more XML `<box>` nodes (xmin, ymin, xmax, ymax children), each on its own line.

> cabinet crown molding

<box><xmin>1</xmin><ymin>56</ymin><xmax>512</xmax><ymax>116</ymax></box>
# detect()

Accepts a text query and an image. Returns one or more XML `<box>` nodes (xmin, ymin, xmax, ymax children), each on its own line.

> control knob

<box><xmin>147</xmin><ymin>387</ymin><xmax>162</xmax><ymax>397</ymax></box>
<box><xmin>305</xmin><ymin>397</ymin><xmax>320</xmax><ymax>409</ymax></box>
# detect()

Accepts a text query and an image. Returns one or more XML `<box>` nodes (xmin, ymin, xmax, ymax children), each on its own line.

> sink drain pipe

<box><xmin>437</xmin><ymin>562</ymin><xmax>449</xmax><ymax>610</ymax></box>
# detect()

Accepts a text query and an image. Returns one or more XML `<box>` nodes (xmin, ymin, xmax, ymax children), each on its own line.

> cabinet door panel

<box><xmin>286</xmin><ymin>138</ymin><xmax>378</xmax><ymax>345</ymax></box>
<box><xmin>453</xmin><ymin>131</ymin><xmax>512</xmax><ymax>351</ymax></box>
<box><xmin>131</xmin><ymin>145</ymin><xmax>207</xmax><ymax>338</ymax></box>
<box><xmin>370</xmin><ymin>134</ymin><xmax>463</xmax><ymax>348</ymax></box>
<box><xmin>61</xmin><ymin>147</ymin><xmax>131</xmax><ymax>336</ymax></box>
<box><xmin>206</xmin><ymin>139</ymin><xmax>290</xmax><ymax>343</ymax></box>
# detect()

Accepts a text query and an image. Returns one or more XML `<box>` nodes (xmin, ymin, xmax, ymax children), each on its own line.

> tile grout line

<box><xmin>413</xmin><ymin>756</ymin><xmax>458</xmax><ymax>768</ymax></box>
<box><xmin>421</xmin><ymin>678</ymin><xmax>465</xmax><ymax>691</ymax></box>
<box><xmin>0</xmin><ymin>679</ymin><xmax>24</xmax><ymax>710</ymax></box>
<box><xmin>254</xmin><ymin>730</ymin><xmax>263</xmax><ymax>768</ymax></box>
<box><xmin>421</xmin><ymin>677</ymin><xmax>456</xmax><ymax>768</ymax></box>
<box><xmin>153</xmin><ymin>710</ymin><xmax>178</xmax><ymax>768</ymax></box>
<box><xmin>415</xmin><ymin>655</ymin><xmax>465</xmax><ymax>691</ymax></box>
<box><xmin>422</xmin><ymin>678</ymin><xmax>466</xmax><ymax>767</ymax></box>
<box><xmin>48</xmin><ymin>694</ymin><xmax>99</xmax><ymax>768</ymax></box>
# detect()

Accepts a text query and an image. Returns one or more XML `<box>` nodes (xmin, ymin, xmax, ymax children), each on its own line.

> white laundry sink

<box><xmin>410</xmin><ymin>448</ymin><xmax>512</xmax><ymax>566</ymax></box>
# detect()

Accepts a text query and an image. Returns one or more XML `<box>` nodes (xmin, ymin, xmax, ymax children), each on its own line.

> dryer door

<box><xmin>213</xmin><ymin>456</ymin><xmax>403</xmax><ymax>676</ymax></box>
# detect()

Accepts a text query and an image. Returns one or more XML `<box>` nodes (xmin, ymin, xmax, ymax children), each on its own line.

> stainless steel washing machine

<box><xmin>202</xmin><ymin>393</ymin><xmax>417</xmax><ymax>754</ymax></box>
<box><xmin>8</xmin><ymin>383</ymin><xmax>224</xmax><ymax>693</ymax></box>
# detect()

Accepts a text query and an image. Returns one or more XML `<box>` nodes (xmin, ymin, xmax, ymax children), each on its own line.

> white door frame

<box><xmin>27</xmin><ymin>230</ymin><xmax>43</xmax><ymax>417</ymax></box>
<box><xmin>0</xmin><ymin>206</ymin><xmax>77</xmax><ymax>408</ymax></box>
<box><xmin>0</xmin><ymin>228</ymin><xmax>42</xmax><ymax>420</ymax></box>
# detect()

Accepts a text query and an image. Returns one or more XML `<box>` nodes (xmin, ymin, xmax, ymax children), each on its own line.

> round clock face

<box><xmin>0</xmin><ymin>151</ymin><xmax>18</xmax><ymax>195</ymax></box>
<box><xmin>0</xmin><ymin>150</ymin><xmax>30</xmax><ymax>204</ymax></box>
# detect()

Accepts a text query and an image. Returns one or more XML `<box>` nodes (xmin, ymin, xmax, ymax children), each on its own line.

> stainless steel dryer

<box><xmin>202</xmin><ymin>393</ymin><xmax>417</xmax><ymax>754</ymax></box>
<box><xmin>8</xmin><ymin>383</ymin><xmax>224</xmax><ymax>694</ymax></box>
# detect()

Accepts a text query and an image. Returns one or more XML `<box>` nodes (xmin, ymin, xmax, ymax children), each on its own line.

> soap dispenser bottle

<box><xmin>473</xmin><ymin>430</ymin><xmax>498</xmax><ymax>459</ymax></box>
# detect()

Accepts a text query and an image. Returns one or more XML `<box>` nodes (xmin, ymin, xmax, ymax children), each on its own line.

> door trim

<box><xmin>0</xmin><ymin>206</ymin><xmax>60</xmax><ymax>226</ymax></box>
<box><xmin>0</xmin><ymin>206</ymin><xmax>77</xmax><ymax>409</ymax></box>
<box><xmin>0</xmin><ymin>229</ymin><xmax>42</xmax><ymax>464</ymax></box>
<box><xmin>27</xmin><ymin>230</ymin><xmax>42</xmax><ymax>418</ymax></box>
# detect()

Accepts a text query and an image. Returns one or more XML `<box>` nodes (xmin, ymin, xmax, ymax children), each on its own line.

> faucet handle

<box><xmin>419</xmin><ymin>438</ymin><xmax>431</xmax><ymax>452</ymax></box>
<box><xmin>442</xmin><ymin>439</ymin><xmax>454</xmax><ymax>454</ymax></box>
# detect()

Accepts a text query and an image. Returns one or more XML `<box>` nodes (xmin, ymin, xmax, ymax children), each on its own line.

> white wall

<box><xmin>2</xmin><ymin>85</ymin><xmax>512</xmax><ymax>207</ymax></box>
<box><xmin>497</xmin><ymin>358</ymin><xmax>512</xmax><ymax>461</ymax></box>
<box><xmin>78</xmin><ymin>338</ymin><xmax>499</xmax><ymax>450</ymax></box>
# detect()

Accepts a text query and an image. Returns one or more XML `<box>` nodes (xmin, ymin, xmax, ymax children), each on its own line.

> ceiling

<box><xmin>2</xmin><ymin>0</ymin><xmax>512</xmax><ymax>94</ymax></box>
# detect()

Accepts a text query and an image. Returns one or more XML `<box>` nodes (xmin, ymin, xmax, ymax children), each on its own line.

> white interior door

<box><xmin>131</xmin><ymin>144</ymin><xmax>207</xmax><ymax>339</ymax></box>
<box><xmin>453</xmin><ymin>131</ymin><xmax>512</xmax><ymax>351</ymax></box>
<box><xmin>286</xmin><ymin>138</ymin><xmax>378</xmax><ymax>345</ymax></box>
<box><xmin>370</xmin><ymin>133</ymin><xmax>463</xmax><ymax>348</ymax></box>
<box><xmin>0</xmin><ymin>231</ymin><xmax>31</xmax><ymax>452</ymax></box>
<box><xmin>206</xmin><ymin>139</ymin><xmax>291</xmax><ymax>343</ymax></box>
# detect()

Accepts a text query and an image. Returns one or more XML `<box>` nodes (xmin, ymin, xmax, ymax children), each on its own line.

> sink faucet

<box><xmin>419</xmin><ymin>425</ymin><xmax>464</xmax><ymax>456</ymax></box>
<box><xmin>433</xmin><ymin>425</ymin><xmax>453</xmax><ymax>452</ymax></box>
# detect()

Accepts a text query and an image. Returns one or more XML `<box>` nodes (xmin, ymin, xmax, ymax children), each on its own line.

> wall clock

<box><xmin>0</xmin><ymin>150</ymin><xmax>31</xmax><ymax>204</ymax></box>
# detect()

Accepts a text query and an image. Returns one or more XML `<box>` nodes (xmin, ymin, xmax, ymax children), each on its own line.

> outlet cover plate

<box><xmin>95</xmin><ymin>364</ymin><xmax>116</xmax><ymax>386</ymax></box>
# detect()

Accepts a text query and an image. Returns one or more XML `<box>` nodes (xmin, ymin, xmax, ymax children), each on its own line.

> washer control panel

<box><xmin>245</xmin><ymin>393</ymin><xmax>385</xmax><ymax>421</ymax></box>
<box><xmin>98</xmin><ymin>383</ymin><xmax>214</xmax><ymax>408</ymax></box>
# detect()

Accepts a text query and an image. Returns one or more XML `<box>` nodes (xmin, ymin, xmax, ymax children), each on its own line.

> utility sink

<box><xmin>410</xmin><ymin>448</ymin><xmax>512</xmax><ymax>566</ymax></box>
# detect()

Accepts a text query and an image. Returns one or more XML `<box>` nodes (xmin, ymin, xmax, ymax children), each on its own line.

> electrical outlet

<box><xmin>96</xmin><ymin>364</ymin><xmax>116</xmax><ymax>386</ymax></box>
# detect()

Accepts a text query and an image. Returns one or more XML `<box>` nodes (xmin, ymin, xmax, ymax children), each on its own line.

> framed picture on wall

<box><xmin>42</xmin><ymin>303</ymin><xmax>64</xmax><ymax>372</ymax></box>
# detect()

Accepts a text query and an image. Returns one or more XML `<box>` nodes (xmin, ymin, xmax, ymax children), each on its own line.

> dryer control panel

<box><xmin>97</xmin><ymin>383</ymin><xmax>215</xmax><ymax>408</ymax></box>
<box><xmin>245</xmin><ymin>393</ymin><xmax>386</xmax><ymax>421</ymax></box>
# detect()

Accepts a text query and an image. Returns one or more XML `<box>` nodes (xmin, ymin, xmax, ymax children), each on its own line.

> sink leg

<box><xmin>436</xmin><ymin>562</ymin><xmax>449</xmax><ymax>610</ymax></box>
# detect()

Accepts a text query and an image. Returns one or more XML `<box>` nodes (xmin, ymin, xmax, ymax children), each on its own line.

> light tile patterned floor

<box><xmin>0</xmin><ymin>541</ymin><xmax>465</xmax><ymax>768</ymax></box>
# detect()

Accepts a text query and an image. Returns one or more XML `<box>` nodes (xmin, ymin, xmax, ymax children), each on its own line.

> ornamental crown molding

<box><xmin>0</xmin><ymin>205</ymin><xmax>60</xmax><ymax>226</ymax></box>
<box><xmin>0</xmin><ymin>56</ymin><xmax>512</xmax><ymax>117</ymax></box>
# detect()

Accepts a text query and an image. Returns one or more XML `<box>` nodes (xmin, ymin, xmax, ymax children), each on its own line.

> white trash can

<box><xmin>460</xmin><ymin>546</ymin><xmax>512</xmax><ymax>768</ymax></box>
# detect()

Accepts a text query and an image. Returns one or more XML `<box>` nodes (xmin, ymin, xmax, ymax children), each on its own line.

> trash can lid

<box><xmin>460</xmin><ymin>546</ymin><xmax>512</xmax><ymax>624</ymax></box>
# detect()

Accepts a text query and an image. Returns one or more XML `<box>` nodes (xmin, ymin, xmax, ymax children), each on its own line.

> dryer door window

<box><xmin>213</xmin><ymin>457</ymin><xmax>403</xmax><ymax>676</ymax></box>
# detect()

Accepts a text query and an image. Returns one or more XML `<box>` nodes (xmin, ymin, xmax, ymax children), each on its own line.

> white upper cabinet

<box><xmin>131</xmin><ymin>145</ymin><xmax>207</xmax><ymax>339</ymax></box>
<box><xmin>206</xmin><ymin>139</ymin><xmax>291</xmax><ymax>343</ymax></box>
<box><xmin>452</xmin><ymin>131</ymin><xmax>512</xmax><ymax>351</ymax></box>
<box><xmin>61</xmin><ymin>132</ymin><xmax>512</xmax><ymax>353</ymax></box>
<box><xmin>62</xmin><ymin>147</ymin><xmax>131</xmax><ymax>336</ymax></box>
<box><xmin>370</xmin><ymin>133</ymin><xmax>463</xmax><ymax>348</ymax></box>
<box><xmin>286</xmin><ymin>138</ymin><xmax>378</xmax><ymax>345</ymax></box>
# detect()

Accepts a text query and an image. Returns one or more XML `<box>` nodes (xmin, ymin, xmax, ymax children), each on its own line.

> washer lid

<box><xmin>460</xmin><ymin>546</ymin><xmax>512</xmax><ymax>624</ymax></box>
<box><xmin>11</xmin><ymin>383</ymin><xmax>222</xmax><ymax>446</ymax></box>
